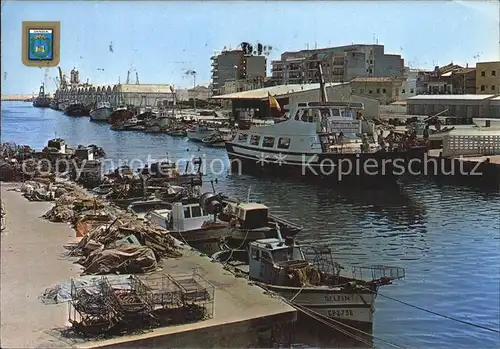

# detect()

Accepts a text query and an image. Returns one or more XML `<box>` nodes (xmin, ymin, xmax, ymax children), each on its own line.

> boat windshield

<box><xmin>272</xmin><ymin>246</ymin><xmax>305</xmax><ymax>263</ymax></box>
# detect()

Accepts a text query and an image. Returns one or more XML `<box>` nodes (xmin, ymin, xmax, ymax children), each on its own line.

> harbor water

<box><xmin>2</xmin><ymin>102</ymin><xmax>499</xmax><ymax>348</ymax></box>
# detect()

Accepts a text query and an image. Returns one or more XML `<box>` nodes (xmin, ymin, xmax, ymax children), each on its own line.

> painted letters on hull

<box><xmin>277</xmin><ymin>289</ymin><xmax>376</xmax><ymax>306</ymax></box>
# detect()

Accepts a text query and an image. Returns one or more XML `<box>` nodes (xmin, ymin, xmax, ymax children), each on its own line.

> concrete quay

<box><xmin>0</xmin><ymin>183</ymin><xmax>297</xmax><ymax>348</ymax></box>
<box><xmin>425</xmin><ymin>149</ymin><xmax>500</xmax><ymax>188</ymax></box>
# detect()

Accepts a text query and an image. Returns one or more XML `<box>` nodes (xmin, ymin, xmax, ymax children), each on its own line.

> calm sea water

<box><xmin>2</xmin><ymin>102</ymin><xmax>499</xmax><ymax>348</ymax></box>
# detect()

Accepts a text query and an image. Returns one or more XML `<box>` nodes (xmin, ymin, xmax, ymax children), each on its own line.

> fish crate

<box><xmin>139</xmin><ymin>273</ymin><xmax>184</xmax><ymax>309</ymax></box>
<box><xmin>350</xmin><ymin>265</ymin><xmax>406</xmax><ymax>283</ymax></box>
<box><xmin>68</xmin><ymin>277</ymin><xmax>120</xmax><ymax>334</ymax></box>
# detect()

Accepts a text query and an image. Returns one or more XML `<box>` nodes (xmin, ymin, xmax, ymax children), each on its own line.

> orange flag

<box><xmin>268</xmin><ymin>92</ymin><xmax>281</xmax><ymax>112</ymax></box>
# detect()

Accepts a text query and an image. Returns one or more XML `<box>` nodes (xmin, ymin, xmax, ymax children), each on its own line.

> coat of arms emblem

<box><xmin>28</xmin><ymin>29</ymin><xmax>53</xmax><ymax>61</ymax></box>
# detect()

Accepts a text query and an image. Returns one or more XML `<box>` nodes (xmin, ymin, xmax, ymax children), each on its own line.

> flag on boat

<box><xmin>268</xmin><ymin>92</ymin><xmax>281</xmax><ymax>112</ymax></box>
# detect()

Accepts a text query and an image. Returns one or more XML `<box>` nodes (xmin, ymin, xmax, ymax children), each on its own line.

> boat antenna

<box><xmin>275</xmin><ymin>221</ymin><xmax>283</xmax><ymax>242</ymax></box>
<box><xmin>318</xmin><ymin>63</ymin><xmax>328</xmax><ymax>103</ymax></box>
<box><xmin>246</xmin><ymin>185</ymin><xmax>251</xmax><ymax>203</ymax></box>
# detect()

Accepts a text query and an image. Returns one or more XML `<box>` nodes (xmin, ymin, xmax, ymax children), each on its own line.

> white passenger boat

<box><xmin>90</xmin><ymin>101</ymin><xmax>113</xmax><ymax>122</ymax></box>
<box><xmin>225</xmin><ymin>65</ymin><xmax>427</xmax><ymax>183</ymax></box>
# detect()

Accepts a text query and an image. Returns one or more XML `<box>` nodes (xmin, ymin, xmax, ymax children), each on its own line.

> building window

<box><xmin>376</xmin><ymin>88</ymin><xmax>380</xmax><ymax>94</ymax></box>
<box><xmin>250</xmin><ymin>135</ymin><xmax>260</xmax><ymax>146</ymax></box>
<box><xmin>481</xmin><ymin>85</ymin><xmax>485</xmax><ymax>91</ymax></box>
<box><xmin>382</xmin><ymin>88</ymin><xmax>386</xmax><ymax>93</ymax></box>
<box><xmin>238</xmin><ymin>133</ymin><xmax>248</xmax><ymax>143</ymax></box>
<box><xmin>369</xmin><ymin>89</ymin><xmax>373</xmax><ymax>94</ymax></box>
<box><xmin>492</xmin><ymin>85</ymin><xmax>495</xmax><ymax>91</ymax></box>
<box><xmin>481</xmin><ymin>71</ymin><xmax>485</xmax><ymax>77</ymax></box>
<box><xmin>402</xmin><ymin>89</ymin><xmax>406</xmax><ymax>94</ymax></box>
<box><xmin>360</xmin><ymin>88</ymin><xmax>364</xmax><ymax>94</ymax></box>
<box><xmin>351</xmin><ymin>88</ymin><xmax>355</xmax><ymax>93</ymax></box>
<box><xmin>277</xmin><ymin>137</ymin><xmax>291</xmax><ymax>149</ymax></box>
<box><xmin>492</xmin><ymin>71</ymin><xmax>497</xmax><ymax>76</ymax></box>
<box><xmin>262</xmin><ymin>137</ymin><xmax>275</xmax><ymax>148</ymax></box>
<box><xmin>369</xmin><ymin>68</ymin><xmax>373</xmax><ymax>74</ymax></box>
<box><xmin>369</xmin><ymin>59</ymin><xmax>373</xmax><ymax>64</ymax></box>
<box><xmin>410</xmin><ymin>88</ymin><xmax>414</xmax><ymax>93</ymax></box>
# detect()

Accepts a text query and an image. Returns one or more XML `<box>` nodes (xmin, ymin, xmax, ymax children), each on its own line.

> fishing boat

<box><xmin>187</xmin><ymin>124</ymin><xmax>216</xmax><ymax>142</ymax></box>
<box><xmin>225</xmin><ymin>65</ymin><xmax>426</xmax><ymax>184</ymax></box>
<box><xmin>167</xmin><ymin>128</ymin><xmax>187</xmax><ymax>137</ymax></box>
<box><xmin>64</xmin><ymin>102</ymin><xmax>89</xmax><ymax>117</ymax></box>
<box><xmin>212</xmin><ymin>233</ymin><xmax>405</xmax><ymax>329</ymax></box>
<box><xmin>32</xmin><ymin>84</ymin><xmax>51</xmax><ymax>108</ymax></box>
<box><xmin>202</xmin><ymin>128</ymin><xmax>234</xmax><ymax>147</ymax></box>
<box><xmin>144</xmin><ymin>194</ymin><xmax>229</xmax><ymax>246</ymax></box>
<box><xmin>90</xmin><ymin>101</ymin><xmax>113</xmax><ymax>122</ymax></box>
<box><xmin>108</xmin><ymin>105</ymin><xmax>134</xmax><ymax>124</ymax></box>
<box><xmin>213</xmin><ymin>194</ymin><xmax>302</xmax><ymax>249</ymax></box>
<box><xmin>110</xmin><ymin>117</ymin><xmax>145</xmax><ymax>131</ymax></box>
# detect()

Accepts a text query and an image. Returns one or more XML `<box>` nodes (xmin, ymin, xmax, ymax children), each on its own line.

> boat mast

<box><xmin>318</xmin><ymin>63</ymin><xmax>328</xmax><ymax>103</ymax></box>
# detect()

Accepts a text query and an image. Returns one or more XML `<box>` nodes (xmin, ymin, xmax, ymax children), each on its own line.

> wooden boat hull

<box><xmin>168</xmin><ymin>223</ymin><xmax>228</xmax><ymax>244</ymax></box>
<box><xmin>263</xmin><ymin>284</ymin><xmax>377</xmax><ymax>325</ymax></box>
<box><xmin>90</xmin><ymin>107</ymin><xmax>113</xmax><ymax>122</ymax></box>
<box><xmin>64</xmin><ymin>104</ymin><xmax>89</xmax><ymax>117</ymax></box>
<box><xmin>167</xmin><ymin>130</ymin><xmax>187</xmax><ymax>137</ymax></box>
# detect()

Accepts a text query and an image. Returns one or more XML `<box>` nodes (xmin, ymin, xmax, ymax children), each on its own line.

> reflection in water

<box><xmin>2</xmin><ymin>103</ymin><xmax>500</xmax><ymax>349</ymax></box>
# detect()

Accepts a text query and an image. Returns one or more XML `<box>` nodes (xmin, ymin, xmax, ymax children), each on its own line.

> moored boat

<box><xmin>32</xmin><ymin>84</ymin><xmax>51</xmax><ymax>108</ymax></box>
<box><xmin>108</xmin><ymin>105</ymin><xmax>134</xmax><ymax>124</ymax></box>
<box><xmin>225</xmin><ymin>65</ymin><xmax>426</xmax><ymax>184</ymax></box>
<box><xmin>187</xmin><ymin>124</ymin><xmax>216</xmax><ymax>142</ymax></box>
<box><xmin>64</xmin><ymin>102</ymin><xmax>89</xmax><ymax>117</ymax></box>
<box><xmin>90</xmin><ymin>101</ymin><xmax>113</xmax><ymax>122</ymax></box>
<box><xmin>202</xmin><ymin>128</ymin><xmax>234</xmax><ymax>147</ymax></box>
<box><xmin>213</xmin><ymin>234</ymin><xmax>405</xmax><ymax>329</ymax></box>
<box><xmin>167</xmin><ymin>128</ymin><xmax>187</xmax><ymax>137</ymax></box>
<box><xmin>144</xmin><ymin>195</ymin><xmax>229</xmax><ymax>249</ymax></box>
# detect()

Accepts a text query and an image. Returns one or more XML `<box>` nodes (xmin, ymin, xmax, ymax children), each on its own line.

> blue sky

<box><xmin>1</xmin><ymin>0</ymin><xmax>499</xmax><ymax>95</ymax></box>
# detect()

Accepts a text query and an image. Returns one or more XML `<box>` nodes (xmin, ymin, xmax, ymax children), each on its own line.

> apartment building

<box><xmin>210</xmin><ymin>50</ymin><xmax>266</xmax><ymax>95</ymax></box>
<box><xmin>350</xmin><ymin>77</ymin><xmax>404</xmax><ymax>104</ymax></box>
<box><xmin>270</xmin><ymin>44</ymin><xmax>404</xmax><ymax>85</ymax></box>
<box><xmin>476</xmin><ymin>61</ymin><xmax>500</xmax><ymax>94</ymax></box>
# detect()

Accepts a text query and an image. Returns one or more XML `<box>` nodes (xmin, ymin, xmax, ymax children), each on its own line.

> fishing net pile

<box><xmin>42</xmin><ymin>184</ymin><xmax>107</xmax><ymax>223</ymax></box>
<box><xmin>282</xmin><ymin>261</ymin><xmax>322</xmax><ymax>287</ymax></box>
<box><xmin>67</xmin><ymin>213</ymin><xmax>181</xmax><ymax>275</ymax></box>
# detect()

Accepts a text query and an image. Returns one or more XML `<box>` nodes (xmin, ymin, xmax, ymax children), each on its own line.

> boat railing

<box><xmin>350</xmin><ymin>265</ymin><xmax>406</xmax><ymax>283</ymax></box>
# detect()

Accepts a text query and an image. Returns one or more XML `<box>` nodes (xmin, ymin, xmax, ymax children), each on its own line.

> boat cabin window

<box><xmin>183</xmin><ymin>207</ymin><xmax>191</xmax><ymax>219</ymax></box>
<box><xmin>319</xmin><ymin>108</ymin><xmax>331</xmax><ymax>118</ymax></box>
<box><xmin>191</xmin><ymin>205</ymin><xmax>202</xmax><ymax>218</ymax></box>
<box><xmin>250</xmin><ymin>135</ymin><xmax>261</xmax><ymax>146</ymax></box>
<box><xmin>277</xmin><ymin>137</ymin><xmax>291</xmax><ymax>149</ymax></box>
<box><xmin>272</xmin><ymin>247</ymin><xmax>298</xmax><ymax>263</ymax></box>
<box><xmin>238</xmin><ymin>133</ymin><xmax>248</xmax><ymax>143</ymax></box>
<box><xmin>251</xmin><ymin>248</ymin><xmax>260</xmax><ymax>261</ymax></box>
<box><xmin>261</xmin><ymin>251</ymin><xmax>272</xmax><ymax>262</ymax></box>
<box><xmin>331</xmin><ymin>108</ymin><xmax>340</xmax><ymax>117</ymax></box>
<box><xmin>262</xmin><ymin>137</ymin><xmax>275</xmax><ymax>148</ymax></box>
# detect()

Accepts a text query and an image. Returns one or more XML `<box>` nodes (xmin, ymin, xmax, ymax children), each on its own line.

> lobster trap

<box><xmin>68</xmin><ymin>276</ymin><xmax>120</xmax><ymax>334</ymax></box>
<box><xmin>140</xmin><ymin>270</ymin><xmax>214</xmax><ymax>325</ymax></box>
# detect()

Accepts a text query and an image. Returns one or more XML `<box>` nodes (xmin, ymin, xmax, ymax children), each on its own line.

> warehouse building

<box><xmin>211</xmin><ymin>82</ymin><xmax>379</xmax><ymax>120</ymax></box>
<box><xmin>406</xmin><ymin>94</ymin><xmax>498</xmax><ymax>123</ymax></box>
